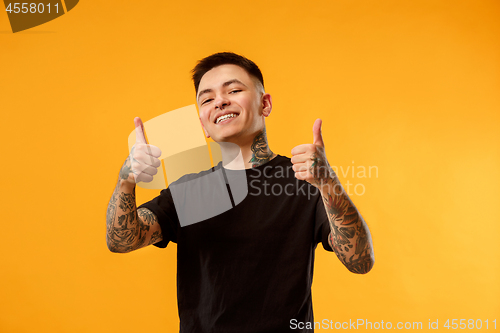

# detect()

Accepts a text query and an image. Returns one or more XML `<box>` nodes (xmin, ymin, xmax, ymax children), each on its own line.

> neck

<box><xmin>219</xmin><ymin>127</ymin><xmax>276</xmax><ymax>169</ymax></box>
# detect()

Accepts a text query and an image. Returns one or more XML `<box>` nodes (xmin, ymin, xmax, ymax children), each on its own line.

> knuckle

<box><xmin>131</xmin><ymin>161</ymin><xmax>141</xmax><ymax>171</ymax></box>
<box><xmin>132</xmin><ymin>149</ymin><xmax>142</xmax><ymax>159</ymax></box>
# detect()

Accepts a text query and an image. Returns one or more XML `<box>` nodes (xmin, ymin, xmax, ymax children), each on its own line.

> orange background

<box><xmin>1</xmin><ymin>0</ymin><xmax>499</xmax><ymax>332</ymax></box>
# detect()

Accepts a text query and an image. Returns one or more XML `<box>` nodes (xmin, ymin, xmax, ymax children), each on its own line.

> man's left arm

<box><xmin>291</xmin><ymin>119</ymin><xmax>375</xmax><ymax>274</ymax></box>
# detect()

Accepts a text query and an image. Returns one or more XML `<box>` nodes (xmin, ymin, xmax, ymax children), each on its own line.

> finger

<box><xmin>291</xmin><ymin>154</ymin><xmax>310</xmax><ymax>164</ymax></box>
<box><xmin>134</xmin><ymin>117</ymin><xmax>147</xmax><ymax>144</ymax></box>
<box><xmin>294</xmin><ymin>170</ymin><xmax>309</xmax><ymax>181</ymax></box>
<box><xmin>135</xmin><ymin>172</ymin><xmax>154</xmax><ymax>183</ymax></box>
<box><xmin>131</xmin><ymin>153</ymin><xmax>162</xmax><ymax>168</ymax></box>
<box><xmin>145</xmin><ymin>145</ymin><xmax>162</xmax><ymax>158</ymax></box>
<box><xmin>131</xmin><ymin>161</ymin><xmax>159</xmax><ymax>183</ymax></box>
<box><xmin>132</xmin><ymin>163</ymin><xmax>159</xmax><ymax>177</ymax></box>
<box><xmin>312</xmin><ymin>118</ymin><xmax>324</xmax><ymax>147</ymax></box>
<box><xmin>292</xmin><ymin>163</ymin><xmax>309</xmax><ymax>173</ymax></box>
<box><xmin>134</xmin><ymin>144</ymin><xmax>162</xmax><ymax>159</ymax></box>
<box><xmin>291</xmin><ymin>144</ymin><xmax>312</xmax><ymax>156</ymax></box>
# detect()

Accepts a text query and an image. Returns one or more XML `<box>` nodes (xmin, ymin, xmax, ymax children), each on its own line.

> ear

<box><xmin>199</xmin><ymin>118</ymin><xmax>210</xmax><ymax>138</ymax></box>
<box><xmin>261</xmin><ymin>93</ymin><xmax>273</xmax><ymax>117</ymax></box>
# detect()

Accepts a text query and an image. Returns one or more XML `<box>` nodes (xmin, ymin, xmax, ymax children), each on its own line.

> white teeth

<box><xmin>216</xmin><ymin>113</ymin><xmax>238</xmax><ymax>124</ymax></box>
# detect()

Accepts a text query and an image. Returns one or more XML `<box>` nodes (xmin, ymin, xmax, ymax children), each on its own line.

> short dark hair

<box><xmin>191</xmin><ymin>52</ymin><xmax>264</xmax><ymax>94</ymax></box>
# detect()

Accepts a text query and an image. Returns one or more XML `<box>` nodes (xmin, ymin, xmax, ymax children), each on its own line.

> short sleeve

<box><xmin>315</xmin><ymin>195</ymin><xmax>333</xmax><ymax>252</ymax></box>
<box><xmin>137</xmin><ymin>188</ymin><xmax>179</xmax><ymax>248</ymax></box>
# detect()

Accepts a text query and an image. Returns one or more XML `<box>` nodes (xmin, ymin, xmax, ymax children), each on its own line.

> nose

<box><xmin>214</xmin><ymin>95</ymin><xmax>230</xmax><ymax>110</ymax></box>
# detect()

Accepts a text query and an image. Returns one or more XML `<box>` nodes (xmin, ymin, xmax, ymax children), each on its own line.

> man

<box><xmin>106</xmin><ymin>52</ymin><xmax>374</xmax><ymax>332</ymax></box>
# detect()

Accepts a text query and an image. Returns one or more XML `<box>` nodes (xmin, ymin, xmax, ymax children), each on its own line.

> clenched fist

<box><xmin>291</xmin><ymin>119</ymin><xmax>335</xmax><ymax>189</ymax></box>
<box><xmin>120</xmin><ymin>117</ymin><xmax>162</xmax><ymax>185</ymax></box>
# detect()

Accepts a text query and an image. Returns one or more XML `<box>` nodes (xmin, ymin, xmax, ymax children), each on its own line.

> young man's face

<box><xmin>197</xmin><ymin>64</ymin><xmax>272</xmax><ymax>145</ymax></box>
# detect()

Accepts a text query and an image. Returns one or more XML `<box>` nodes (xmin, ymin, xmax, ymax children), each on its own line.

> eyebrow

<box><xmin>197</xmin><ymin>79</ymin><xmax>248</xmax><ymax>102</ymax></box>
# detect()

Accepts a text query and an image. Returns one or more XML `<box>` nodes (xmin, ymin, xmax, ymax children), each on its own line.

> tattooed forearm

<box><xmin>344</xmin><ymin>252</ymin><xmax>374</xmax><ymax>274</ymax></box>
<box><xmin>303</xmin><ymin>132</ymin><xmax>374</xmax><ymax>272</ymax></box>
<box><xmin>323</xmin><ymin>179</ymin><xmax>374</xmax><ymax>274</ymax></box>
<box><xmin>106</xmin><ymin>169</ymin><xmax>161</xmax><ymax>252</ymax></box>
<box><xmin>106</xmin><ymin>185</ymin><xmax>140</xmax><ymax>252</ymax></box>
<box><xmin>118</xmin><ymin>192</ymin><xmax>135</xmax><ymax>212</ymax></box>
<box><xmin>249</xmin><ymin>127</ymin><xmax>275</xmax><ymax>167</ymax></box>
<box><xmin>119</xmin><ymin>155</ymin><xmax>133</xmax><ymax>181</ymax></box>
<box><xmin>106</xmin><ymin>180</ymin><xmax>120</xmax><ymax>247</ymax></box>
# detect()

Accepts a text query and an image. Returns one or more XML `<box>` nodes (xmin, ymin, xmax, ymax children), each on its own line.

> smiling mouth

<box><xmin>215</xmin><ymin>113</ymin><xmax>239</xmax><ymax>124</ymax></box>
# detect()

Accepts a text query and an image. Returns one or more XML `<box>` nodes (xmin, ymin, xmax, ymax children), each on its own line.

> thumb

<box><xmin>134</xmin><ymin>117</ymin><xmax>147</xmax><ymax>144</ymax></box>
<box><xmin>312</xmin><ymin>118</ymin><xmax>324</xmax><ymax>147</ymax></box>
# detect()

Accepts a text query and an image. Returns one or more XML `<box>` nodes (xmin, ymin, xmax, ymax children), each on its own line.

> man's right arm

<box><xmin>106</xmin><ymin>117</ymin><xmax>163</xmax><ymax>253</ymax></box>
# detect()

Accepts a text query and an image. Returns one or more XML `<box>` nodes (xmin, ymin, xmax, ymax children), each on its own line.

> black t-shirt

<box><xmin>138</xmin><ymin>155</ymin><xmax>333</xmax><ymax>333</ymax></box>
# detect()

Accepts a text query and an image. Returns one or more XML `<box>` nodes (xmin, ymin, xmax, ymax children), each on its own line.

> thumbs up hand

<box><xmin>291</xmin><ymin>119</ymin><xmax>335</xmax><ymax>189</ymax></box>
<box><xmin>120</xmin><ymin>117</ymin><xmax>162</xmax><ymax>185</ymax></box>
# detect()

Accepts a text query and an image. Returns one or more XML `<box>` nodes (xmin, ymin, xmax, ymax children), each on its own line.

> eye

<box><xmin>229</xmin><ymin>90</ymin><xmax>242</xmax><ymax>94</ymax></box>
<box><xmin>202</xmin><ymin>98</ymin><xmax>213</xmax><ymax>105</ymax></box>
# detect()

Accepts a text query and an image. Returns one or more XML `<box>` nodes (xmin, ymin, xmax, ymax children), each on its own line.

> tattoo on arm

<box><xmin>119</xmin><ymin>156</ymin><xmax>132</xmax><ymax>180</ymax></box>
<box><xmin>138</xmin><ymin>208</ymin><xmax>156</xmax><ymax>225</ymax></box>
<box><xmin>323</xmin><ymin>187</ymin><xmax>374</xmax><ymax>274</ymax></box>
<box><xmin>149</xmin><ymin>230</ymin><xmax>162</xmax><ymax>246</ymax></box>
<box><xmin>106</xmin><ymin>180</ymin><xmax>120</xmax><ymax>250</ymax></box>
<box><xmin>107</xmin><ymin>189</ymin><xmax>140</xmax><ymax>252</ymax></box>
<box><xmin>106</xmin><ymin>175</ymin><xmax>161</xmax><ymax>252</ymax></box>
